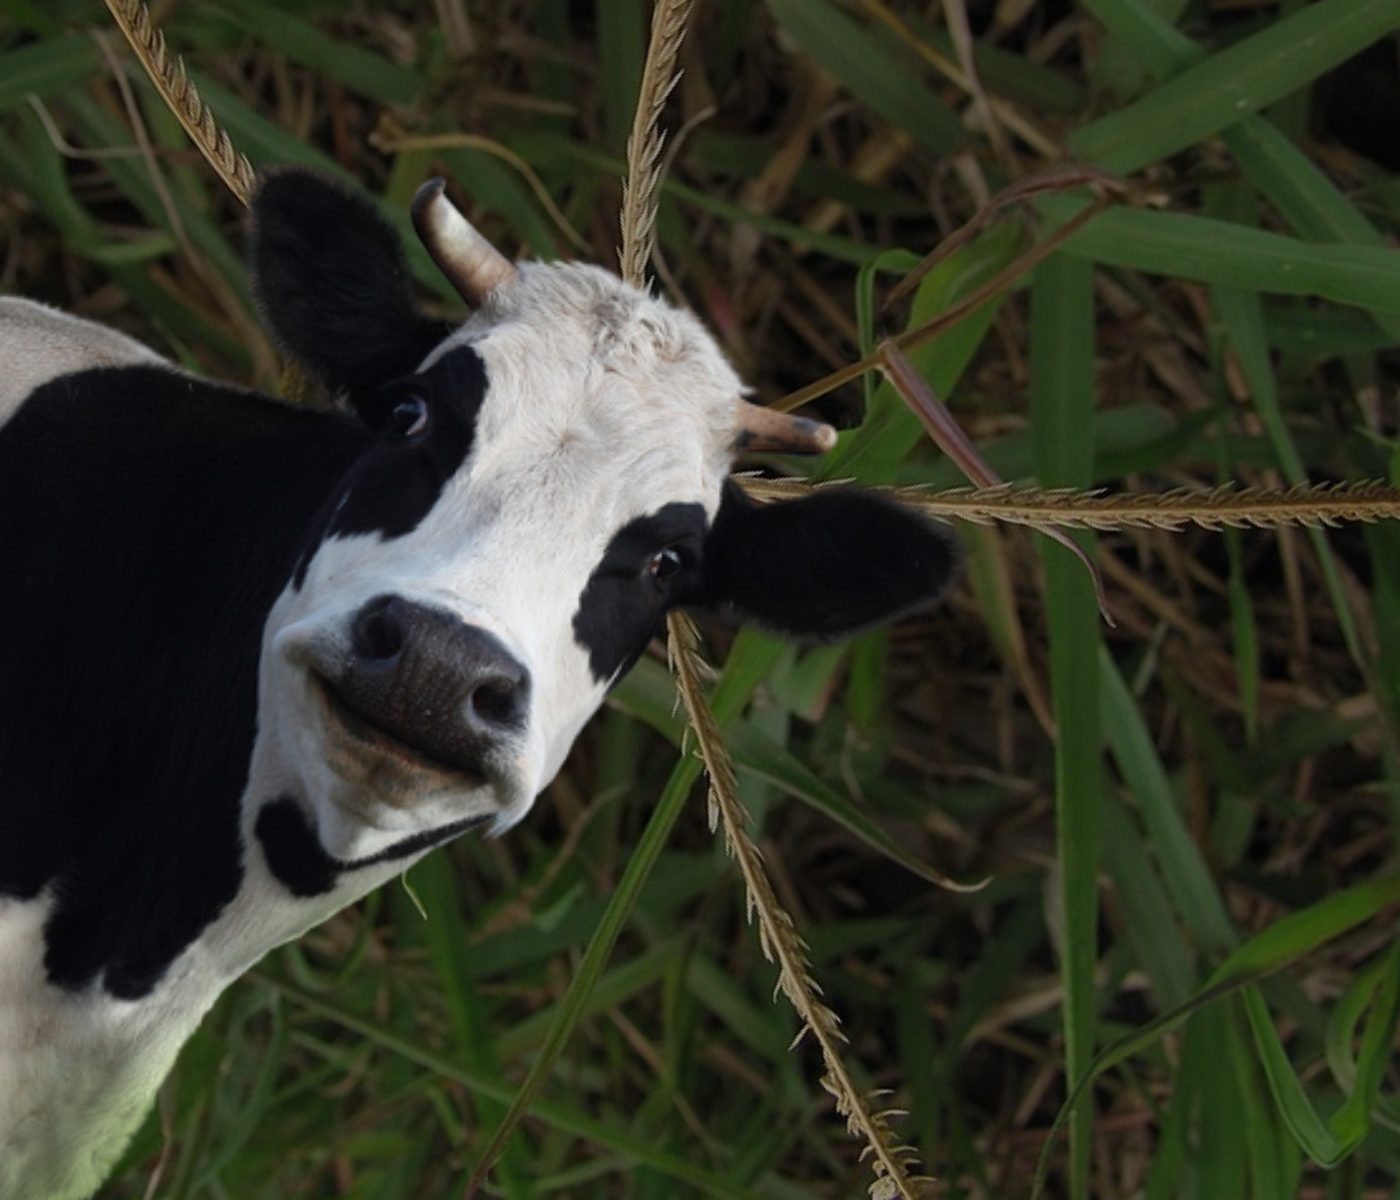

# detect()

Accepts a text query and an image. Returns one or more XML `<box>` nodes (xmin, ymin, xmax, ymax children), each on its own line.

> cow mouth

<box><xmin>311</xmin><ymin>673</ymin><xmax>490</xmax><ymax>787</ymax></box>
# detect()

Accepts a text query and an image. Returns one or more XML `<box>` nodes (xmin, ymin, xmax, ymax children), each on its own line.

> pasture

<box><xmin>1</xmin><ymin>0</ymin><xmax>1398</xmax><ymax>1196</ymax></box>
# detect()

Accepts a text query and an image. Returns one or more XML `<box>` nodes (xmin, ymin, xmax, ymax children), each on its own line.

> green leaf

<box><xmin>1035</xmin><ymin>874</ymin><xmax>1400</xmax><ymax>1195</ymax></box>
<box><xmin>1241</xmin><ymin>943</ymin><xmax>1399</xmax><ymax>1170</ymax></box>
<box><xmin>612</xmin><ymin>658</ymin><xmax>962</xmax><ymax>889</ymax></box>
<box><xmin>1205</xmin><ymin>181</ymin><xmax>1364</xmax><ymax>665</ymax></box>
<box><xmin>1049</xmin><ymin>200</ymin><xmax>1400</xmax><ymax>317</ymax></box>
<box><xmin>1196</xmin><ymin>1003</ymin><xmax>1248</xmax><ymax>1198</ymax></box>
<box><xmin>253</xmin><ymin>974</ymin><xmax>765</xmax><ymax>1199</ymax></box>
<box><xmin>194</xmin><ymin>73</ymin><xmax>348</xmax><ymax>176</ymax></box>
<box><xmin>64</xmin><ymin>91</ymin><xmax>253</xmax><ymax>308</ymax></box>
<box><xmin>1071</xmin><ymin>0</ymin><xmax>1400</xmax><ymax>174</ymax></box>
<box><xmin>1210</xmin><ymin>876</ymin><xmax>1400</xmax><ymax>987</ymax></box>
<box><xmin>210</xmin><ymin>0</ymin><xmax>425</xmax><ymax>105</ymax></box>
<box><xmin>597</xmin><ymin>0</ymin><xmax>644</xmax><ymax>151</ymax></box>
<box><xmin>1079</xmin><ymin>0</ymin><xmax>1400</xmax><ymax>343</ymax></box>
<box><xmin>71</xmin><ymin>231</ymin><xmax>179</xmax><ymax>265</ymax></box>
<box><xmin>765</xmin><ymin>0</ymin><xmax>965</xmax><ymax>155</ymax></box>
<box><xmin>1099</xmin><ymin>652</ymin><xmax>1236</xmax><ymax>957</ymax></box>
<box><xmin>470</xmin><ymin>631</ymin><xmax>786</xmax><ymax>1187</ymax></box>
<box><xmin>820</xmin><ymin>221</ymin><xmax>1024</xmax><ymax>483</ymax></box>
<box><xmin>410</xmin><ymin>852</ymin><xmax>531</xmax><ymax>1197</ymax></box>
<box><xmin>1098</xmin><ymin>793</ymin><xmax>1196</xmax><ymax>1009</ymax></box>
<box><xmin>1227</xmin><ymin>1003</ymin><xmax>1300</xmax><ymax>1200</ymax></box>
<box><xmin>0</xmin><ymin>35</ymin><xmax>97</xmax><ymax>112</ymax></box>
<box><xmin>1031</xmin><ymin>252</ymin><xmax>1101</xmax><ymax>1200</ymax></box>
<box><xmin>1330</xmin><ymin>942</ymin><xmax>1400</xmax><ymax>1148</ymax></box>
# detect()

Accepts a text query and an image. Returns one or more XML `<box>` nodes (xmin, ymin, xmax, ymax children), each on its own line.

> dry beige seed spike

<box><xmin>101</xmin><ymin>2</ymin><xmax>311</xmax><ymax>396</ymax></box>
<box><xmin>102</xmin><ymin>0</ymin><xmax>256</xmax><ymax>208</ymax></box>
<box><xmin>621</xmin><ymin>2</ymin><xmax>935</xmax><ymax>1195</ymax></box>
<box><xmin>618</xmin><ymin>0</ymin><xmax>840</xmax><ymax>455</ymax></box>
<box><xmin>736</xmin><ymin>476</ymin><xmax>1400</xmax><ymax>535</ymax></box>
<box><xmin>667</xmin><ymin>616</ymin><xmax>936</xmax><ymax>1199</ymax></box>
<box><xmin>618</xmin><ymin>0</ymin><xmax>697</xmax><ymax>288</ymax></box>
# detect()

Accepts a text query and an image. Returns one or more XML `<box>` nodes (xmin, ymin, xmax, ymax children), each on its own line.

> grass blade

<box><xmin>1241</xmin><ymin>943</ymin><xmax>1399</xmax><ymax>1168</ymax></box>
<box><xmin>1034</xmin><ymin>874</ymin><xmax>1400</xmax><ymax>1195</ymax></box>
<box><xmin>464</xmin><ymin>633</ymin><xmax>785</xmax><ymax>1194</ymax></box>
<box><xmin>1049</xmin><ymin>201</ymin><xmax>1400</xmax><ymax>318</ymax></box>
<box><xmin>0</xmin><ymin>35</ymin><xmax>98</xmax><ymax>110</ymax></box>
<box><xmin>1078</xmin><ymin>0</ymin><xmax>1400</xmax><ymax>344</ymax></box>
<box><xmin>254</xmin><ymin>975</ymin><xmax>766</xmax><ymax>1199</ymax></box>
<box><xmin>211</xmin><ymin>0</ymin><xmax>424</xmax><ymax>106</ymax></box>
<box><xmin>1030</xmin><ymin>251</ymin><xmax>1102</xmax><ymax>1200</ymax></box>
<box><xmin>765</xmin><ymin>0</ymin><xmax>964</xmax><ymax>155</ymax></box>
<box><xmin>1070</xmin><ymin>0</ymin><xmax>1400</xmax><ymax>174</ymax></box>
<box><xmin>1098</xmin><ymin>652</ymin><xmax>1237</xmax><ymax>956</ymax></box>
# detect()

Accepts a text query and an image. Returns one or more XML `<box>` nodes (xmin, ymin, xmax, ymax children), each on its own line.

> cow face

<box><xmin>247</xmin><ymin>171</ymin><xmax>957</xmax><ymax>880</ymax></box>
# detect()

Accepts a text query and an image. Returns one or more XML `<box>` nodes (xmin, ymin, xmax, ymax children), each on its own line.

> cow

<box><xmin>0</xmin><ymin>168</ymin><xmax>959</xmax><ymax>1200</ymax></box>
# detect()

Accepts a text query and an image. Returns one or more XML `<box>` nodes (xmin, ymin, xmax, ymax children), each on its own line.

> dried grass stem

<box><xmin>666</xmin><ymin>614</ymin><xmax>934</xmax><ymax>1199</ymax></box>
<box><xmin>738</xmin><ymin>477</ymin><xmax>1400</xmax><ymax>533</ymax></box>
<box><xmin>102</xmin><ymin>0</ymin><xmax>255</xmax><ymax>207</ymax></box>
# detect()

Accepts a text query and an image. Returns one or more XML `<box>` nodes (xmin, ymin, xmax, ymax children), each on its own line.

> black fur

<box><xmin>0</xmin><ymin>366</ymin><xmax>369</xmax><ymax>997</ymax></box>
<box><xmin>0</xmin><ymin>171</ymin><xmax>488</xmax><ymax>998</ymax></box>
<box><xmin>290</xmin><ymin>345</ymin><xmax>488</xmax><ymax>586</ymax></box>
<box><xmin>572</xmin><ymin>503</ymin><xmax>707</xmax><ymax>683</ymax></box>
<box><xmin>570</xmin><ymin>485</ymin><xmax>961</xmax><ymax>686</ymax></box>
<box><xmin>251</xmin><ymin>170</ymin><xmax>448</xmax><ymax>394</ymax></box>
<box><xmin>254</xmin><ymin>797</ymin><xmax>487</xmax><ymax>898</ymax></box>
<box><xmin>327</xmin><ymin>347</ymin><xmax>487</xmax><ymax>544</ymax></box>
<box><xmin>692</xmin><ymin>481</ymin><xmax>960</xmax><ymax>639</ymax></box>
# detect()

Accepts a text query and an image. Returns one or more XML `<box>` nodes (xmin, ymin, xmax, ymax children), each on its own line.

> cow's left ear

<box><xmin>250</xmin><ymin>169</ymin><xmax>448</xmax><ymax>395</ymax></box>
<box><xmin>690</xmin><ymin>481</ymin><xmax>960</xmax><ymax>639</ymax></box>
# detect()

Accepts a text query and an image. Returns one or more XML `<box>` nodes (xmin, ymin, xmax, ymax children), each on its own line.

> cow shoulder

<box><xmin>0</xmin><ymin>297</ymin><xmax>166</xmax><ymax>426</ymax></box>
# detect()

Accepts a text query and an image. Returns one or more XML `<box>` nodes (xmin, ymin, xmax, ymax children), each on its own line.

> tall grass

<box><xmin>2</xmin><ymin>0</ymin><xmax>1398</xmax><ymax>1196</ymax></box>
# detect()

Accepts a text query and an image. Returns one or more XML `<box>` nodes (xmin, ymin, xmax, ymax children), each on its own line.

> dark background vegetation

<box><xmin>2</xmin><ymin>0</ymin><xmax>1399</xmax><ymax>1197</ymax></box>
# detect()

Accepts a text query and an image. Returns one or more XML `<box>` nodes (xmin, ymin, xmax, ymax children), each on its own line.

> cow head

<box><xmin>248</xmin><ymin>170</ymin><xmax>958</xmax><ymax>880</ymax></box>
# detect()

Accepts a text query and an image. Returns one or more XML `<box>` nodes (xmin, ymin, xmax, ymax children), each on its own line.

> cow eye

<box><xmin>387</xmin><ymin>393</ymin><xmax>430</xmax><ymax>438</ymax></box>
<box><xmin>648</xmin><ymin>547</ymin><xmax>684</xmax><ymax>587</ymax></box>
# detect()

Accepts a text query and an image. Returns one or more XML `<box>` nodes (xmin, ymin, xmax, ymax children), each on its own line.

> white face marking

<box><xmin>260</xmin><ymin>262</ymin><xmax>745</xmax><ymax>860</ymax></box>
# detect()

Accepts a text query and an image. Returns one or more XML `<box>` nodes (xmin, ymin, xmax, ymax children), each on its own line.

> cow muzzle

<box><xmin>292</xmin><ymin>595</ymin><xmax>531</xmax><ymax>788</ymax></box>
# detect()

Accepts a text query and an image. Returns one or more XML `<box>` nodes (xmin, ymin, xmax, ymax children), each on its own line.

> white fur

<box><xmin>0</xmin><ymin>301</ymin><xmax>176</xmax><ymax>1200</ymax></box>
<box><xmin>0</xmin><ymin>298</ymin><xmax>165</xmax><ymax>426</ymax></box>
<box><xmin>269</xmin><ymin>263</ymin><xmax>741</xmax><ymax>852</ymax></box>
<box><xmin>0</xmin><ymin>897</ymin><xmax>197</xmax><ymax>1200</ymax></box>
<box><xmin>1</xmin><ymin>264</ymin><xmax>748</xmax><ymax>1198</ymax></box>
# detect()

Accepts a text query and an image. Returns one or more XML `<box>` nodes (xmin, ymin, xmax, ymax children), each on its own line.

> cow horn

<box><xmin>733</xmin><ymin>400</ymin><xmax>837</xmax><ymax>455</ymax></box>
<box><xmin>411</xmin><ymin>177</ymin><xmax>516</xmax><ymax>304</ymax></box>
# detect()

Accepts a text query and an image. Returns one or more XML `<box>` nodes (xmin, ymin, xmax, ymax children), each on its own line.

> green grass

<box><xmin>2</xmin><ymin>0</ymin><xmax>1399</xmax><ymax>1196</ymax></box>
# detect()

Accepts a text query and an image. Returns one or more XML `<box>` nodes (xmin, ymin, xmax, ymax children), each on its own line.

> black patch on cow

<box><xmin>691</xmin><ymin>480</ymin><xmax>961</xmax><ymax>639</ymax></box>
<box><xmin>255</xmin><ymin>796</ymin><xmax>487</xmax><ymax>898</ymax></box>
<box><xmin>325</xmin><ymin>346</ymin><xmax>488</xmax><ymax>544</ymax></box>
<box><xmin>572</xmin><ymin>503</ymin><xmax>707</xmax><ymax>684</ymax></box>
<box><xmin>251</xmin><ymin>169</ymin><xmax>450</xmax><ymax>395</ymax></box>
<box><xmin>0</xmin><ymin>365</ymin><xmax>371</xmax><ymax>998</ymax></box>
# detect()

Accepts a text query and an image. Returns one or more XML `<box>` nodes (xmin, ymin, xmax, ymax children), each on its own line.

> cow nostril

<box><xmin>469</xmin><ymin>677</ymin><xmax>523</xmax><ymax>728</ymax></box>
<box><xmin>352</xmin><ymin>597</ymin><xmax>404</xmax><ymax>662</ymax></box>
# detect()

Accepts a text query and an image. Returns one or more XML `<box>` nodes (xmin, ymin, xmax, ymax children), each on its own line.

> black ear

<box><xmin>692</xmin><ymin>482</ymin><xmax>960</xmax><ymax>639</ymax></box>
<box><xmin>250</xmin><ymin>169</ymin><xmax>449</xmax><ymax>394</ymax></box>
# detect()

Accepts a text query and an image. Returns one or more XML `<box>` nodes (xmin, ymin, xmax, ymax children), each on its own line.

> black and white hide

<box><xmin>0</xmin><ymin>169</ymin><xmax>958</xmax><ymax>1200</ymax></box>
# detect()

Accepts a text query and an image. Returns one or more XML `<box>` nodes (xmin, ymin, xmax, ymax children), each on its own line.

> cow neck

<box><xmin>0</xmin><ymin>363</ymin><xmax>368</xmax><ymax>999</ymax></box>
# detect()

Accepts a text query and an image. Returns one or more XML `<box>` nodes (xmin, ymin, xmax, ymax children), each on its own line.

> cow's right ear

<box><xmin>689</xmin><ymin>481</ymin><xmax>960</xmax><ymax>640</ymax></box>
<box><xmin>250</xmin><ymin>169</ymin><xmax>448</xmax><ymax>395</ymax></box>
